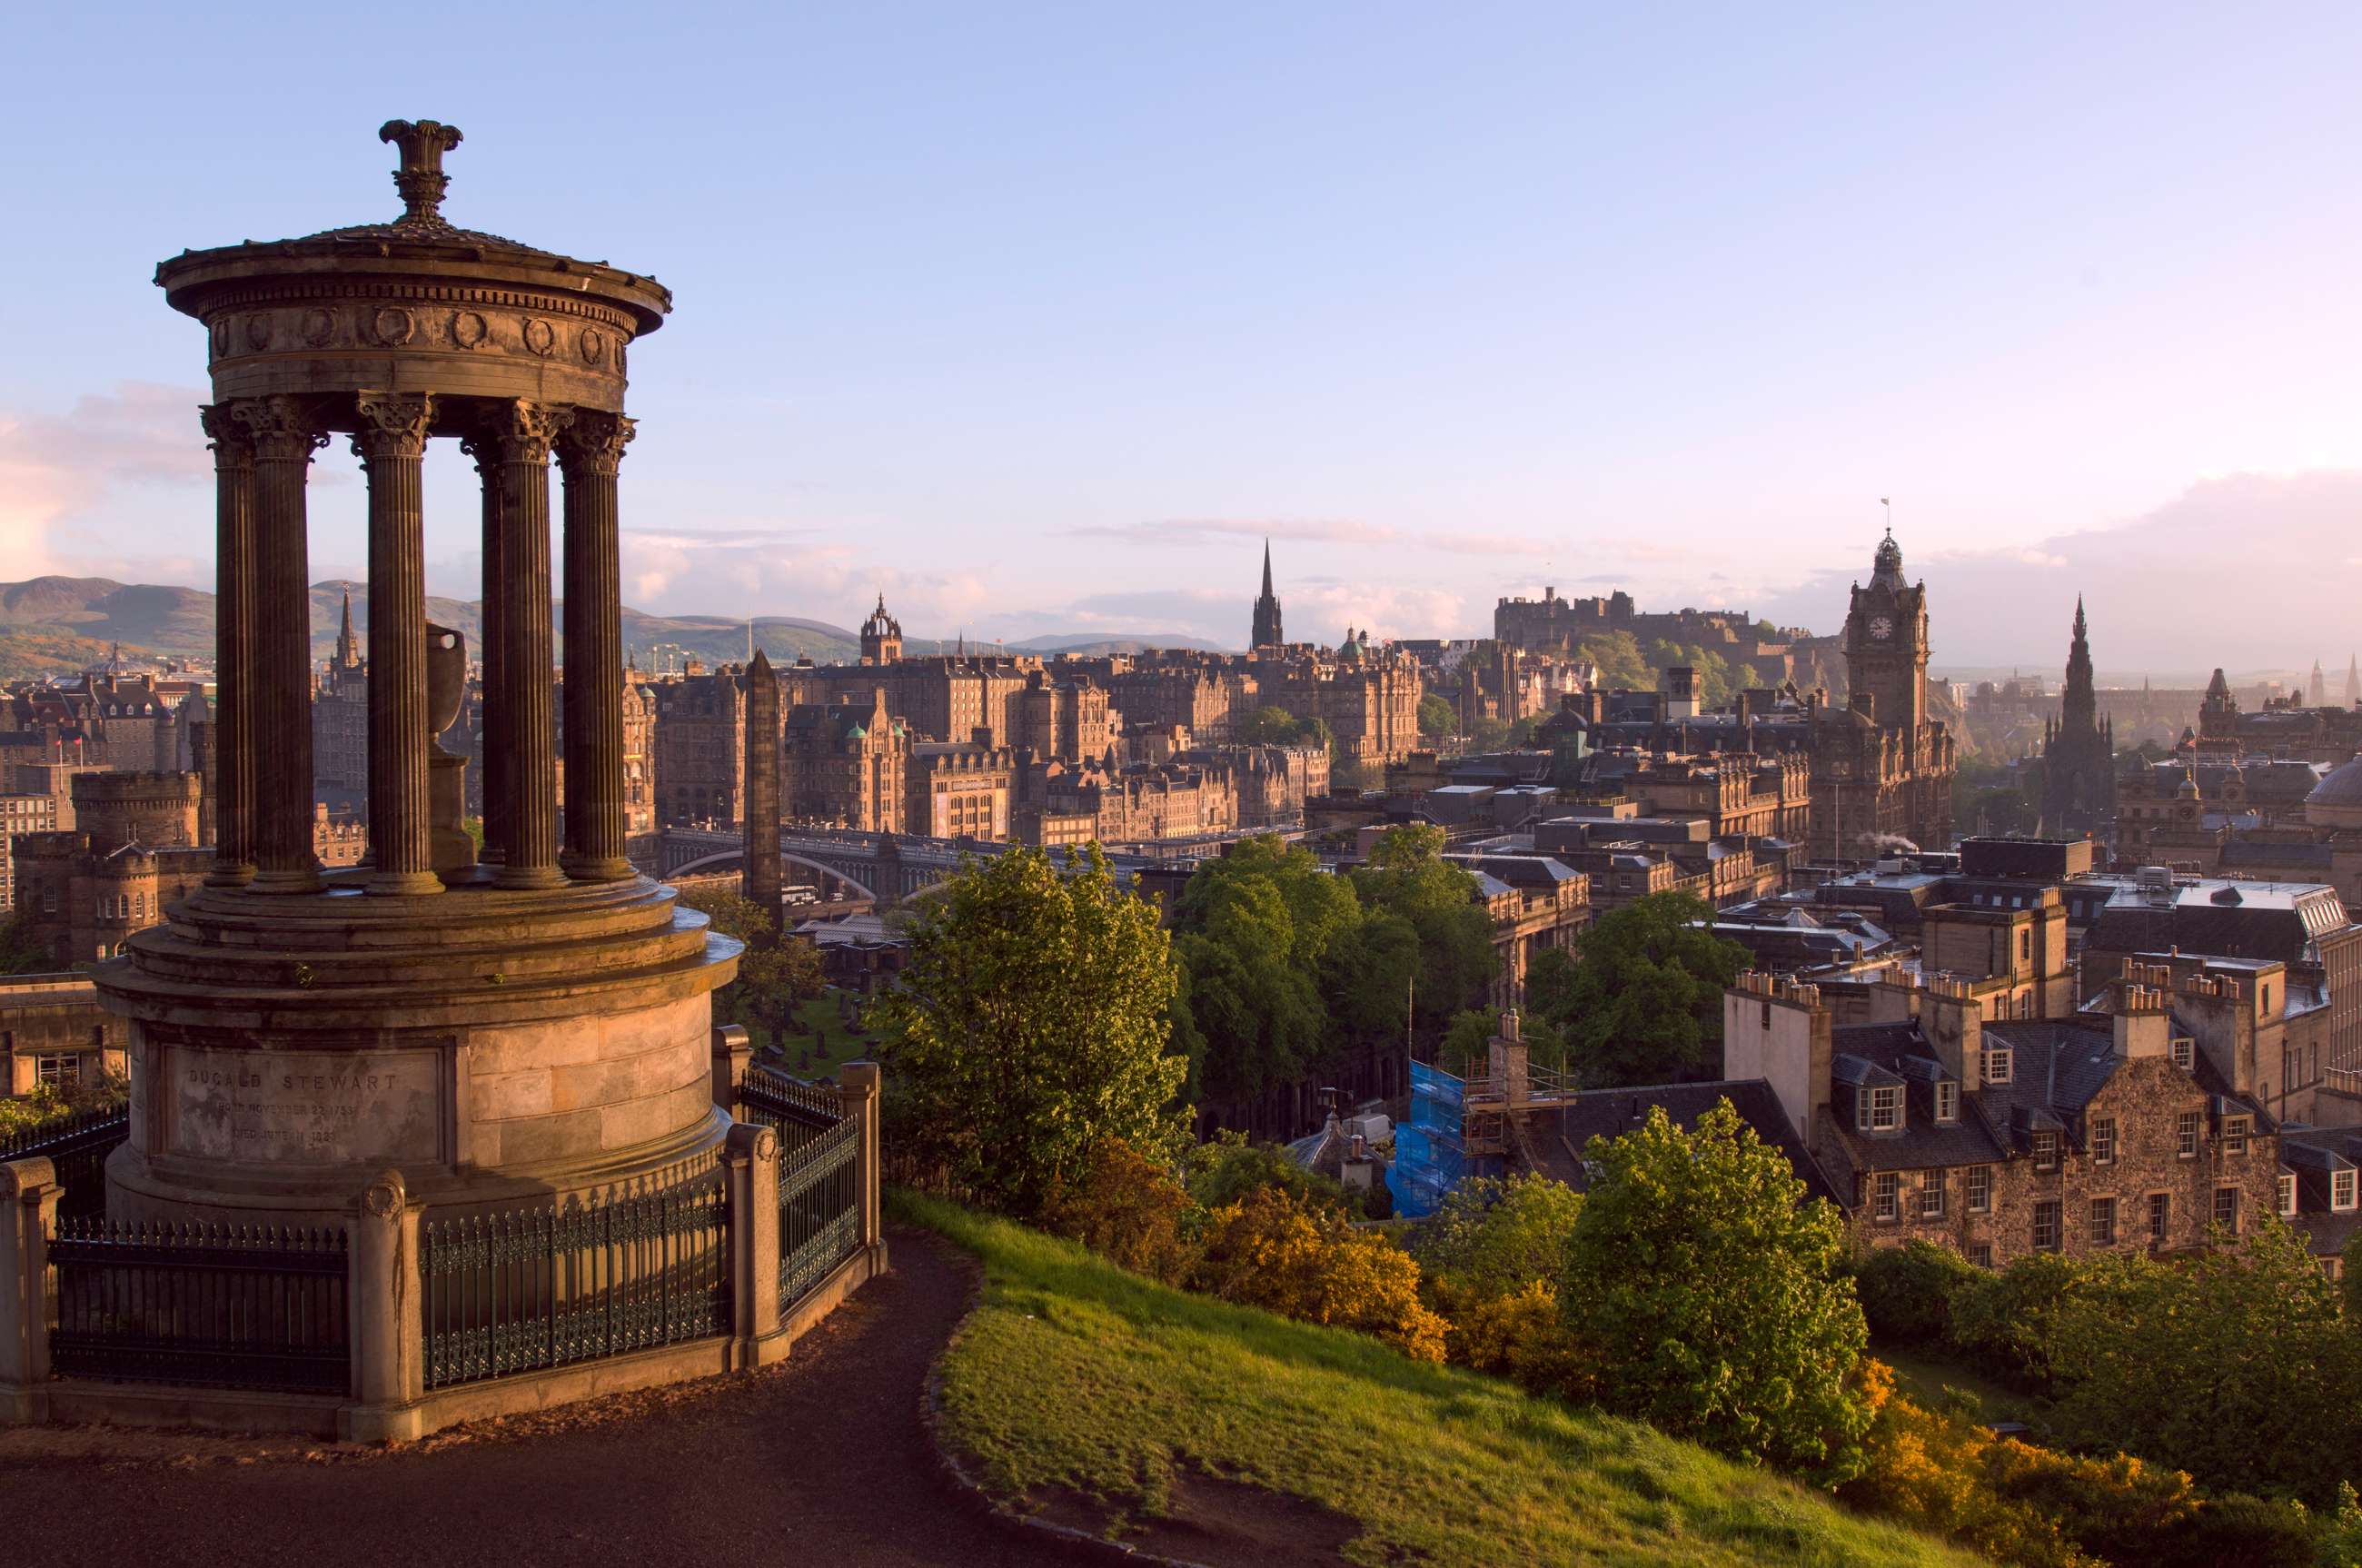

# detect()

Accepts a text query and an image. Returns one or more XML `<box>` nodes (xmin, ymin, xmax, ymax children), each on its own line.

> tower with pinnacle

<box><xmin>1251</xmin><ymin>541</ymin><xmax>1285</xmax><ymax>650</ymax></box>
<box><xmin>2040</xmin><ymin>595</ymin><xmax>2116</xmax><ymax>836</ymax></box>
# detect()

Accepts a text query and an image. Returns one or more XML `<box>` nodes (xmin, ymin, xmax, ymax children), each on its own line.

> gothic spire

<box><xmin>1261</xmin><ymin>538</ymin><xmax>1274</xmax><ymax>598</ymax></box>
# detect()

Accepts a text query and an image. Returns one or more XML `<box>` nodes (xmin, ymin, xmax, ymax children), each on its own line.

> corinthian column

<box><xmin>556</xmin><ymin>411</ymin><xmax>636</xmax><ymax>882</ymax></box>
<box><xmin>232</xmin><ymin>395</ymin><xmax>327</xmax><ymax>894</ymax></box>
<box><xmin>352</xmin><ymin>391</ymin><xmax>441</xmax><ymax>896</ymax></box>
<box><xmin>461</xmin><ymin>429</ymin><xmax>509</xmax><ymax>868</ymax></box>
<box><xmin>487</xmin><ymin>400</ymin><xmax>571</xmax><ymax>890</ymax></box>
<box><xmin>199</xmin><ymin>405</ymin><xmax>256</xmax><ymax>887</ymax></box>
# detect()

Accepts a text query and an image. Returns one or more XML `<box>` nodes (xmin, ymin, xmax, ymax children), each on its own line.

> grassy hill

<box><xmin>0</xmin><ymin>577</ymin><xmax>1225</xmax><ymax>669</ymax></box>
<box><xmin>0</xmin><ymin>629</ymin><xmax>170</xmax><ymax>681</ymax></box>
<box><xmin>906</xmin><ymin>1194</ymin><xmax>1977</xmax><ymax>1568</ymax></box>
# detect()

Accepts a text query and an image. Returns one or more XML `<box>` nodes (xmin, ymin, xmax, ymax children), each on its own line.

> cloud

<box><xmin>1063</xmin><ymin>517</ymin><xmax>1402</xmax><ymax>546</ymax></box>
<box><xmin>1756</xmin><ymin>471</ymin><xmax>2362</xmax><ymax>672</ymax></box>
<box><xmin>0</xmin><ymin>383</ymin><xmax>212</xmax><ymax>581</ymax></box>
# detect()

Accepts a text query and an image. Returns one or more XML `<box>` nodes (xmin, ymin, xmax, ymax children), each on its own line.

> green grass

<box><xmin>1875</xmin><ymin>1345</ymin><xmax>2030</xmax><ymax>1430</ymax></box>
<box><xmin>751</xmin><ymin>992</ymin><xmax>881</xmax><ymax>1077</ymax></box>
<box><xmin>903</xmin><ymin>1193</ymin><xmax>1985</xmax><ymax>1568</ymax></box>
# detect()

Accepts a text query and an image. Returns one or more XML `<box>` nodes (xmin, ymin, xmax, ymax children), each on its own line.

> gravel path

<box><xmin>0</xmin><ymin>1226</ymin><xmax>1061</xmax><ymax>1568</ymax></box>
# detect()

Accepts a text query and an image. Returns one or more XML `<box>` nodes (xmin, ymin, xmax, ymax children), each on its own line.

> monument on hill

<box><xmin>111</xmin><ymin>120</ymin><xmax>740</xmax><ymax>1226</ymax></box>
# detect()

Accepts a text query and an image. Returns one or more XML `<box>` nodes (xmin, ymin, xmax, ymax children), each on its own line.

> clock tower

<box><xmin>1843</xmin><ymin>528</ymin><xmax>1928</xmax><ymax>732</ymax></box>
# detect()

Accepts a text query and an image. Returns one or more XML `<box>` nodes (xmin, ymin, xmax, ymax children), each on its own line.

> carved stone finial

<box><xmin>380</xmin><ymin>119</ymin><xmax>464</xmax><ymax>225</ymax></box>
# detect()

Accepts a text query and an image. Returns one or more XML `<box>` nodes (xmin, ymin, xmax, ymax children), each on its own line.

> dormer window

<box><xmin>1936</xmin><ymin>1081</ymin><xmax>1960</xmax><ymax>1124</ymax></box>
<box><xmin>2337</xmin><ymin>1170</ymin><xmax>2358</xmax><ymax>1213</ymax></box>
<box><xmin>1860</xmin><ymin>1085</ymin><xmax>1901</xmax><ymax>1133</ymax></box>
<box><xmin>1983</xmin><ymin>1047</ymin><xmax>2013</xmax><ymax>1086</ymax></box>
<box><xmin>2032</xmin><ymin>1129</ymin><xmax>2059</xmax><ymax>1171</ymax></box>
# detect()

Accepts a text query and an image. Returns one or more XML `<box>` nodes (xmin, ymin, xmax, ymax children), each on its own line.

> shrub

<box><xmin>1192</xmin><ymin>1186</ymin><xmax>1450</xmax><ymax>1363</ymax></box>
<box><xmin>1840</xmin><ymin>1366</ymin><xmax>2093</xmax><ymax>1568</ymax></box>
<box><xmin>1441</xmin><ymin>1279</ymin><xmax>1588</xmax><ymax>1394</ymax></box>
<box><xmin>1945</xmin><ymin>1250</ymin><xmax>2086</xmax><ymax>1394</ymax></box>
<box><xmin>1037</xmin><ymin>1139</ymin><xmax>1199</xmax><ymax>1285</ymax></box>
<box><xmin>1183</xmin><ymin>1129</ymin><xmax>1356</xmax><ymax>1216</ymax></box>
<box><xmin>1412</xmin><ymin>1173</ymin><xmax>1583</xmax><ymax>1302</ymax></box>
<box><xmin>1853</xmin><ymin>1239</ymin><xmax>1979</xmax><ymax>1345</ymax></box>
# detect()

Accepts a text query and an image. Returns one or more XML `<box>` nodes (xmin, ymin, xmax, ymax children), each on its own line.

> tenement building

<box><xmin>652</xmin><ymin>664</ymin><xmax>748</xmax><ymax>826</ymax></box>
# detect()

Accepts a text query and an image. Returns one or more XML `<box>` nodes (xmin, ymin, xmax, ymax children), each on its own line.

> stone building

<box><xmin>1444</xmin><ymin>852</ymin><xmax>1592</xmax><ymax>1008</ymax></box>
<box><xmin>1016</xmin><ymin>670</ymin><xmax>1119</xmax><ymax>764</ymax></box>
<box><xmin>621</xmin><ymin>673</ymin><xmax>658</xmax><ymax>844</ymax></box>
<box><xmin>2039</xmin><ymin>598</ymin><xmax>2116</xmax><ymax>838</ymax></box>
<box><xmin>858</xmin><ymin>593</ymin><xmax>901</xmax><ymax>666</ymax></box>
<box><xmin>1717</xmin><ymin>968</ymin><xmax>2283</xmax><ymax>1265</ymax></box>
<box><xmin>0</xmin><ymin>974</ymin><xmax>122</xmax><ymax>1096</ymax></box>
<box><xmin>1255</xmin><ymin>637</ymin><xmax>1423</xmax><ymax>770</ymax></box>
<box><xmin>312</xmin><ymin>590</ymin><xmax>369</xmax><ymax>819</ymax></box>
<box><xmin>782</xmin><ymin>690</ymin><xmax>909</xmax><ymax>831</ymax></box>
<box><xmin>2197</xmin><ymin>667</ymin><xmax>2362</xmax><ymax>763</ymax></box>
<box><xmin>11</xmin><ymin>771</ymin><xmax>209</xmax><ymax>965</ymax></box>
<box><xmin>652</xmin><ymin>665</ymin><xmax>748</xmax><ymax>827</ymax></box>
<box><xmin>1815</xmin><ymin>531</ymin><xmax>1957</xmax><ymax>858</ymax></box>
<box><xmin>908</xmin><ymin>740</ymin><xmax>1016</xmax><ymax>839</ymax></box>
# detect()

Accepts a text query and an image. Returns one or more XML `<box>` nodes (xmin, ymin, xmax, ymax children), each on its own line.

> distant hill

<box><xmin>0</xmin><ymin>629</ymin><xmax>168</xmax><ymax>682</ymax></box>
<box><xmin>0</xmin><ymin>578</ymin><xmax>1230</xmax><ymax>670</ymax></box>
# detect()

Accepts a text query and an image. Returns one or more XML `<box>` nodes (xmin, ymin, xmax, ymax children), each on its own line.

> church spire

<box><xmin>1251</xmin><ymin>541</ymin><xmax>1285</xmax><ymax>650</ymax></box>
<box><xmin>334</xmin><ymin>589</ymin><xmax>362</xmax><ymax>670</ymax></box>
<box><xmin>1261</xmin><ymin>538</ymin><xmax>1274</xmax><ymax>597</ymax></box>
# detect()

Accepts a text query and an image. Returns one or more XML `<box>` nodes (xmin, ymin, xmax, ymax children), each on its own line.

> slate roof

<box><xmin>1518</xmin><ymin>1079</ymin><xmax>1840</xmax><ymax>1205</ymax></box>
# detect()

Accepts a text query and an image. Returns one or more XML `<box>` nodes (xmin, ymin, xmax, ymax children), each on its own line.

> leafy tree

<box><xmin>1559</xmin><ymin>1100</ymin><xmax>1872</xmax><ymax>1482</ymax></box>
<box><xmin>1944</xmin><ymin>1250</ymin><xmax>2089</xmax><ymax>1395</ymax></box>
<box><xmin>1349</xmin><ymin>825</ymin><xmax>1496</xmax><ymax>1031</ymax></box>
<box><xmin>1319</xmin><ymin>908</ymin><xmax>1421</xmax><ymax>1053</ymax></box>
<box><xmin>1438</xmin><ymin>1008</ymin><xmax>1497</xmax><ymax>1077</ymax></box>
<box><xmin>1038</xmin><ymin>1138</ymin><xmax>1198</xmax><ymax>1285</ymax></box>
<box><xmin>1416</xmin><ymin>692</ymin><xmax>1456</xmax><ymax>739</ymax></box>
<box><xmin>1464</xmin><ymin>716</ymin><xmax>1512</xmax><ymax>752</ymax></box>
<box><xmin>1184</xmin><ymin>1127</ymin><xmax>1356</xmax><ymax>1216</ymax></box>
<box><xmin>870</xmin><ymin>845</ymin><xmax>1188</xmax><ymax>1216</ymax></box>
<box><xmin>1233</xmin><ymin>704</ymin><xmax>1302</xmax><ymax>747</ymax></box>
<box><xmin>1535</xmin><ymin>891</ymin><xmax>1745</xmax><ymax>1087</ymax></box>
<box><xmin>1575</xmin><ymin>631</ymin><xmax>1650</xmax><ymax>691</ymax></box>
<box><xmin>676</xmin><ymin>886</ymin><xmax>825</xmax><ymax>1042</ymax></box>
<box><xmin>2042</xmin><ymin>1220</ymin><xmax>2362</xmax><ymax>1503</ymax></box>
<box><xmin>1853</xmin><ymin>1239</ymin><xmax>1980</xmax><ymax>1344</ymax></box>
<box><xmin>1413</xmin><ymin>1173</ymin><xmax>1584</xmax><ymax>1303</ymax></box>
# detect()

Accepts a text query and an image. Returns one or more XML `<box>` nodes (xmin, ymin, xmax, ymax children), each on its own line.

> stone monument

<box><xmin>109</xmin><ymin>120</ymin><xmax>739</xmax><ymax>1225</ymax></box>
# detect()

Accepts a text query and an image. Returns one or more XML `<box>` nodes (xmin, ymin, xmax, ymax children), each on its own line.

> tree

<box><xmin>676</xmin><ymin>886</ymin><xmax>824</xmax><ymax>1042</ymax></box>
<box><xmin>1465</xmin><ymin>716</ymin><xmax>1512</xmax><ymax>752</ymax></box>
<box><xmin>1536</xmin><ymin>891</ymin><xmax>1746</xmax><ymax>1087</ymax></box>
<box><xmin>1234</xmin><ymin>704</ymin><xmax>1302</xmax><ymax>747</ymax></box>
<box><xmin>870</xmin><ymin>845</ymin><xmax>1189</xmax><ymax>1215</ymax></box>
<box><xmin>1172</xmin><ymin>838</ymin><xmax>1353</xmax><ymax>1103</ymax></box>
<box><xmin>1192</xmin><ymin>1185</ymin><xmax>1449</xmax><ymax>1363</ymax></box>
<box><xmin>1414</xmin><ymin>1173</ymin><xmax>1584</xmax><ymax>1303</ymax></box>
<box><xmin>1576</xmin><ymin>631</ymin><xmax>1650</xmax><ymax>691</ymax></box>
<box><xmin>1417</xmin><ymin>692</ymin><xmax>1456</xmax><ymax>739</ymax></box>
<box><xmin>1349</xmin><ymin>825</ymin><xmax>1496</xmax><ymax>1031</ymax></box>
<box><xmin>1560</xmin><ymin>1100</ymin><xmax>1872</xmax><ymax>1482</ymax></box>
<box><xmin>0</xmin><ymin>910</ymin><xmax>49</xmax><ymax>977</ymax></box>
<box><xmin>1439</xmin><ymin>1008</ymin><xmax>1497</xmax><ymax>1077</ymax></box>
<box><xmin>2042</xmin><ymin>1220</ymin><xmax>2362</xmax><ymax>1503</ymax></box>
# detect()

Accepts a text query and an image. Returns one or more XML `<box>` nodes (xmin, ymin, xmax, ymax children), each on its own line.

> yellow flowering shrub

<box><xmin>1192</xmin><ymin>1186</ymin><xmax>1449</xmax><ymax>1363</ymax></box>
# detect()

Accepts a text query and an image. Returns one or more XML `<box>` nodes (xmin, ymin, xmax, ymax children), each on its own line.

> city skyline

<box><xmin>5</xmin><ymin>4</ymin><xmax>2361</xmax><ymax>667</ymax></box>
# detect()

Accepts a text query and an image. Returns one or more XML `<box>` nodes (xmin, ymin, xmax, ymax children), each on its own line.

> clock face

<box><xmin>1869</xmin><ymin>615</ymin><xmax>1895</xmax><ymax>640</ymax></box>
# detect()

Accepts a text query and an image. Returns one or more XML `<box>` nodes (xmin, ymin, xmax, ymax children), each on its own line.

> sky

<box><xmin>3</xmin><ymin>2</ymin><xmax>2359</xmax><ymax>675</ymax></box>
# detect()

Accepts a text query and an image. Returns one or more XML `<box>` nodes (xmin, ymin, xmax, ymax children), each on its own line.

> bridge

<box><xmin>649</xmin><ymin>825</ymin><xmax>1274</xmax><ymax>904</ymax></box>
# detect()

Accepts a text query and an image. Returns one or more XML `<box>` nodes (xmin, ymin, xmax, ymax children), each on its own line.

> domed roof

<box><xmin>2307</xmin><ymin>751</ymin><xmax>2362</xmax><ymax>810</ymax></box>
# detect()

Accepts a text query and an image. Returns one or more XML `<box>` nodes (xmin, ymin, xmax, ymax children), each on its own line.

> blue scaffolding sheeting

<box><xmin>1384</xmin><ymin>1060</ymin><xmax>1498</xmax><ymax>1218</ymax></box>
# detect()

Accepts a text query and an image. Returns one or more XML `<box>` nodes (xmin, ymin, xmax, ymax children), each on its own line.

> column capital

<box><xmin>477</xmin><ymin>398</ymin><xmax>572</xmax><ymax>466</ymax></box>
<box><xmin>350</xmin><ymin>391</ymin><xmax>437</xmax><ymax>466</ymax></box>
<box><xmin>555</xmin><ymin>410</ymin><xmax>637</xmax><ymax>477</ymax></box>
<box><xmin>229</xmin><ymin>394</ymin><xmax>331</xmax><ymax>463</ymax></box>
<box><xmin>198</xmin><ymin>403</ymin><xmax>254</xmax><ymax>469</ymax></box>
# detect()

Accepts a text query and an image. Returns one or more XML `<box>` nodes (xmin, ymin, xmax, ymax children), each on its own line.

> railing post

<box><xmin>839</xmin><ymin>1061</ymin><xmax>885</xmax><ymax>1264</ymax></box>
<box><xmin>342</xmin><ymin>1168</ymin><xmax>425</xmax><ymax>1444</ymax></box>
<box><xmin>725</xmin><ymin>1120</ymin><xmax>786</xmax><ymax>1365</ymax></box>
<box><xmin>0</xmin><ymin>1157</ymin><xmax>60</xmax><ymax>1424</ymax></box>
<box><xmin>712</xmin><ymin>1022</ymin><xmax>751</xmax><ymax>1110</ymax></box>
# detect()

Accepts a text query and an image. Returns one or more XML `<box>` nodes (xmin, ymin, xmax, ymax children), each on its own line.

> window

<box><xmin>40</xmin><ymin>885</ymin><xmax>55</xmax><ymax>914</ymax></box>
<box><xmin>2033</xmin><ymin>1200</ymin><xmax>2062</xmax><ymax>1252</ymax></box>
<box><xmin>2213</xmin><ymin>1186</ymin><xmax>2239</xmax><ymax>1234</ymax></box>
<box><xmin>1984</xmin><ymin>1047</ymin><xmax>2013</xmax><ymax>1086</ymax></box>
<box><xmin>2281</xmin><ymin>1173</ymin><xmax>2300</xmax><ymax>1216</ymax></box>
<box><xmin>2032</xmin><ymin>1129</ymin><xmax>2059</xmax><ymax>1171</ymax></box>
<box><xmin>2089</xmin><ymin>1196</ymin><xmax>2117</xmax><ymax>1246</ymax></box>
<box><xmin>1873</xmin><ymin>1171</ymin><xmax>1900</xmax><ymax>1221</ymax></box>
<box><xmin>1920</xmin><ymin>1169</ymin><xmax>1948</xmax><ymax>1218</ymax></box>
<box><xmin>2090</xmin><ymin>1116</ymin><xmax>2116</xmax><ymax>1165</ymax></box>
<box><xmin>1862</xmin><ymin>1086</ymin><xmax>1901</xmax><ymax>1132</ymax></box>
<box><xmin>2177</xmin><ymin>1111</ymin><xmax>2202</xmax><ymax>1158</ymax></box>
<box><xmin>2224</xmin><ymin>1116</ymin><xmax>2250</xmax><ymax>1156</ymax></box>
<box><xmin>2017</xmin><ymin>992</ymin><xmax>2032</xmax><ymax>1019</ymax></box>
<box><xmin>2149</xmin><ymin>1193</ymin><xmax>2171</xmax><ymax>1243</ymax></box>
<box><xmin>2337</xmin><ymin>1170</ymin><xmax>2358</xmax><ymax>1213</ymax></box>
<box><xmin>1970</xmin><ymin>1243</ymin><xmax>1995</xmax><ymax>1269</ymax></box>
<box><xmin>2020</xmin><ymin>929</ymin><xmax>2031</xmax><ymax>964</ymax></box>
<box><xmin>2171</xmin><ymin>1037</ymin><xmax>2195</xmax><ymax>1071</ymax></box>
<box><xmin>1936</xmin><ymin>1081</ymin><xmax>1959</xmax><ymax>1123</ymax></box>
<box><xmin>32</xmin><ymin>1053</ymin><xmax>80</xmax><ymax>1087</ymax></box>
<box><xmin>1967</xmin><ymin>1166</ymin><xmax>1992</xmax><ymax>1213</ymax></box>
<box><xmin>2327</xmin><ymin>1257</ymin><xmax>2346</xmax><ymax>1285</ymax></box>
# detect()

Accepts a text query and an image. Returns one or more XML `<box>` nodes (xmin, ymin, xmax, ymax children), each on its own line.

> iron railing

<box><xmin>1</xmin><ymin>1105</ymin><xmax>129</xmax><ymax>1218</ymax></box>
<box><xmin>738</xmin><ymin>1065</ymin><xmax>862</xmax><ymax>1309</ymax></box>
<box><xmin>48</xmin><ymin>1217</ymin><xmax>350</xmax><ymax>1394</ymax></box>
<box><xmin>419</xmin><ymin>1154</ymin><xmax>729</xmax><ymax>1392</ymax></box>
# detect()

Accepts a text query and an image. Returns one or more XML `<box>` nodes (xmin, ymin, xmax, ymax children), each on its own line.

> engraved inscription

<box><xmin>170</xmin><ymin>1045</ymin><xmax>441</xmax><ymax>1166</ymax></box>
